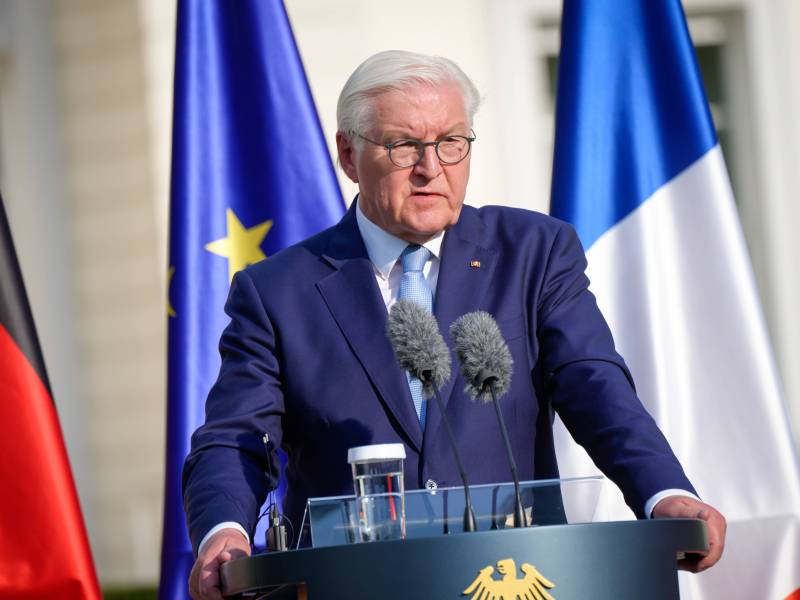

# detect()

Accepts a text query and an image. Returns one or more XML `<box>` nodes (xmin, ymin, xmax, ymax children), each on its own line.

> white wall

<box><xmin>0</xmin><ymin>0</ymin><xmax>91</xmax><ymax>534</ymax></box>
<box><xmin>285</xmin><ymin>0</ymin><xmax>508</xmax><ymax>210</ymax></box>
<box><xmin>1</xmin><ymin>0</ymin><xmax>172</xmax><ymax>585</ymax></box>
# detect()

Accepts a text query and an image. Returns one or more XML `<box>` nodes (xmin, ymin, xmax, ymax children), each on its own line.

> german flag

<box><xmin>0</xmin><ymin>193</ymin><xmax>100</xmax><ymax>599</ymax></box>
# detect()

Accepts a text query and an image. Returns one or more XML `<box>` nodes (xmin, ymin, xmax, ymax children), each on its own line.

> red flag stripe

<box><xmin>0</xmin><ymin>324</ymin><xmax>101</xmax><ymax>599</ymax></box>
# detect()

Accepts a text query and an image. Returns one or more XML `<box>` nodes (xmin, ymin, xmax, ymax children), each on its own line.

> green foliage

<box><xmin>102</xmin><ymin>588</ymin><xmax>158</xmax><ymax>600</ymax></box>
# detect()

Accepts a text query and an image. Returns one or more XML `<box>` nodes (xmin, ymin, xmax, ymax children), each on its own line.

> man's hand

<box><xmin>652</xmin><ymin>495</ymin><xmax>726</xmax><ymax>573</ymax></box>
<box><xmin>189</xmin><ymin>529</ymin><xmax>251</xmax><ymax>600</ymax></box>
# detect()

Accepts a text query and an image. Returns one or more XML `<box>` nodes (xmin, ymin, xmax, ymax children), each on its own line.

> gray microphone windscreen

<box><xmin>386</xmin><ymin>300</ymin><xmax>451</xmax><ymax>398</ymax></box>
<box><xmin>450</xmin><ymin>311</ymin><xmax>513</xmax><ymax>402</ymax></box>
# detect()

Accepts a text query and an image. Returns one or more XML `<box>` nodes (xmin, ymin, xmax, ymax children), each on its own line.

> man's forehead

<box><xmin>368</xmin><ymin>82</ymin><xmax>469</xmax><ymax>136</ymax></box>
<box><xmin>377</xmin><ymin>124</ymin><xmax>471</xmax><ymax>140</ymax></box>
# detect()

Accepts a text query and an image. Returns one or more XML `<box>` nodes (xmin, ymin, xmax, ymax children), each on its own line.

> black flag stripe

<box><xmin>0</xmin><ymin>191</ymin><xmax>52</xmax><ymax>395</ymax></box>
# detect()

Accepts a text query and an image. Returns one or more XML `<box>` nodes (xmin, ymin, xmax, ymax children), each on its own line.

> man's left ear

<box><xmin>336</xmin><ymin>131</ymin><xmax>359</xmax><ymax>184</ymax></box>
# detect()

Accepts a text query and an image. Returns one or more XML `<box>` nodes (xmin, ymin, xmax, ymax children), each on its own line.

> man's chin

<box><xmin>398</xmin><ymin>221</ymin><xmax>454</xmax><ymax>244</ymax></box>
<box><xmin>391</xmin><ymin>203</ymin><xmax>463</xmax><ymax>243</ymax></box>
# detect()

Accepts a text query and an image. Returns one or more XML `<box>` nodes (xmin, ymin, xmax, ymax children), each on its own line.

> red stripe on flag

<box><xmin>0</xmin><ymin>325</ymin><xmax>101</xmax><ymax>599</ymax></box>
<box><xmin>785</xmin><ymin>588</ymin><xmax>800</xmax><ymax>600</ymax></box>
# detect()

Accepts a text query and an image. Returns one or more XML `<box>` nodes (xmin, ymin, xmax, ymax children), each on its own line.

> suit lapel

<box><xmin>317</xmin><ymin>206</ymin><xmax>423</xmax><ymax>451</ymax></box>
<box><xmin>426</xmin><ymin>206</ymin><xmax>498</xmax><ymax>448</ymax></box>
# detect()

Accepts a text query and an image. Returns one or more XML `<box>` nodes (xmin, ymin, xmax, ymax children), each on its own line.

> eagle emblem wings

<box><xmin>463</xmin><ymin>558</ymin><xmax>555</xmax><ymax>600</ymax></box>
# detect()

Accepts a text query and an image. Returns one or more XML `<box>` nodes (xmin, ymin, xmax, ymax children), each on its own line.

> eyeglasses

<box><xmin>356</xmin><ymin>131</ymin><xmax>476</xmax><ymax>168</ymax></box>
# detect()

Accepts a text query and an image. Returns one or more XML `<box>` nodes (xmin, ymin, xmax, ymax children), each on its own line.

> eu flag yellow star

<box><xmin>205</xmin><ymin>208</ymin><xmax>273</xmax><ymax>282</ymax></box>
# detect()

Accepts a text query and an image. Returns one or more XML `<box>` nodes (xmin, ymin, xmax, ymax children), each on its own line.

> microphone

<box><xmin>450</xmin><ymin>311</ymin><xmax>527</xmax><ymax>528</ymax></box>
<box><xmin>262</xmin><ymin>434</ymin><xmax>289</xmax><ymax>551</ymax></box>
<box><xmin>387</xmin><ymin>300</ymin><xmax>477</xmax><ymax>533</ymax></box>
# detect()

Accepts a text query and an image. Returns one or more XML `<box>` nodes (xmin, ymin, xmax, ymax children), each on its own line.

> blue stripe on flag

<box><xmin>160</xmin><ymin>1</ymin><xmax>345</xmax><ymax>598</ymax></box>
<box><xmin>550</xmin><ymin>0</ymin><xmax>717</xmax><ymax>249</ymax></box>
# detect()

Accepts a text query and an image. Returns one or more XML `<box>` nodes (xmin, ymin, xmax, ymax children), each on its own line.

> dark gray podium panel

<box><xmin>221</xmin><ymin>519</ymin><xmax>707</xmax><ymax>599</ymax></box>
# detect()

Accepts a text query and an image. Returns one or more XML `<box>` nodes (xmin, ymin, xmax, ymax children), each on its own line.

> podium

<box><xmin>220</xmin><ymin>478</ymin><xmax>708</xmax><ymax>599</ymax></box>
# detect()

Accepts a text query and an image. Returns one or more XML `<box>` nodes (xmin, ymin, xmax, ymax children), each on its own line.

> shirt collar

<box><xmin>355</xmin><ymin>197</ymin><xmax>444</xmax><ymax>280</ymax></box>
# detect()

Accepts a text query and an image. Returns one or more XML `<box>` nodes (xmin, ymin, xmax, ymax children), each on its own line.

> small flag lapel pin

<box><xmin>470</xmin><ymin>260</ymin><xmax>481</xmax><ymax>268</ymax></box>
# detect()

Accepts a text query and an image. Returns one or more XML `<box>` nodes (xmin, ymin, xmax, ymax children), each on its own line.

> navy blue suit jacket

<box><xmin>183</xmin><ymin>203</ymin><xmax>694</xmax><ymax>552</ymax></box>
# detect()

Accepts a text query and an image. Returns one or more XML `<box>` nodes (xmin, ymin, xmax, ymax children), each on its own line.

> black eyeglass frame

<box><xmin>355</xmin><ymin>131</ymin><xmax>476</xmax><ymax>168</ymax></box>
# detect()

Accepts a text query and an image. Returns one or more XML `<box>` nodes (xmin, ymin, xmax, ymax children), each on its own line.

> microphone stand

<box><xmin>424</xmin><ymin>372</ymin><xmax>477</xmax><ymax>533</ymax></box>
<box><xmin>486</xmin><ymin>379</ymin><xmax>527</xmax><ymax>528</ymax></box>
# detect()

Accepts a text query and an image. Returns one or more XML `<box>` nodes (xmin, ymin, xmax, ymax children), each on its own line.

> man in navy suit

<box><xmin>185</xmin><ymin>51</ymin><xmax>726</xmax><ymax>599</ymax></box>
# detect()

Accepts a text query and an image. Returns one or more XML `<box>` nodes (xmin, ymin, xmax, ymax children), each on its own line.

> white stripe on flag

<box><xmin>554</xmin><ymin>145</ymin><xmax>800</xmax><ymax>596</ymax></box>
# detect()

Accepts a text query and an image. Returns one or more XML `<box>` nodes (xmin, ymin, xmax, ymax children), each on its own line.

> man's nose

<box><xmin>412</xmin><ymin>144</ymin><xmax>442</xmax><ymax>177</ymax></box>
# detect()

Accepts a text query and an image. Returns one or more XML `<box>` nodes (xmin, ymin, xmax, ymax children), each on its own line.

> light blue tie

<box><xmin>399</xmin><ymin>244</ymin><xmax>432</xmax><ymax>430</ymax></box>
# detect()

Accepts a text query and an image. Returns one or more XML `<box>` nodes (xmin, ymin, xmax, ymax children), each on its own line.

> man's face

<box><xmin>336</xmin><ymin>82</ymin><xmax>471</xmax><ymax>244</ymax></box>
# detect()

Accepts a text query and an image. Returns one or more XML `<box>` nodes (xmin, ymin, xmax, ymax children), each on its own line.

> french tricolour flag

<box><xmin>550</xmin><ymin>1</ymin><xmax>800</xmax><ymax>597</ymax></box>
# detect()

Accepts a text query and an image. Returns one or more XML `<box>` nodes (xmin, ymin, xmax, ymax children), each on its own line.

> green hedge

<box><xmin>102</xmin><ymin>588</ymin><xmax>158</xmax><ymax>600</ymax></box>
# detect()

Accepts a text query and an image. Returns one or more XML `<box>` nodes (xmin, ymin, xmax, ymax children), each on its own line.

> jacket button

<box><xmin>425</xmin><ymin>479</ymin><xmax>438</xmax><ymax>492</ymax></box>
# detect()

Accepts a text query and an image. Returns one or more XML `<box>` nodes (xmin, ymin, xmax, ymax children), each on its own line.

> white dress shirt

<box><xmin>354</xmin><ymin>199</ymin><xmax>443</xmax><ymax>311</ymax></box>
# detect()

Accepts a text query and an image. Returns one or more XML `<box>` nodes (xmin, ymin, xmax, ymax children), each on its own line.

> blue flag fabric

<box><xmin>159</xmin><ymin>1</ymin><xmax>344</xmax><ymax>597</ymax></box>
<box><xmin>550</xmin><ymin>0</ymin><xmax>716</xmax><ymax>249</ymax></box>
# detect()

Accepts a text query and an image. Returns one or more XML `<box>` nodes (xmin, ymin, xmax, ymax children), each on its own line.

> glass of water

<box><xmin>347</xmin><ymin>444</ymin><xmax>406</xmax><ymax>542</ymax></box>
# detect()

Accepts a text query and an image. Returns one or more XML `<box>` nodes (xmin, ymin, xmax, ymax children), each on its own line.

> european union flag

<box><xmin>159</xmin><ymin>1</ymin><xmax>344</xmax><ymax>597</ymax></box>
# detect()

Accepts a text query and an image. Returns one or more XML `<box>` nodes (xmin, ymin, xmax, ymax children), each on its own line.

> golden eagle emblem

<box><xmin>463</xmin><ymin>558</ymin><xmax>555</xmax><ymax>600</ymax></box>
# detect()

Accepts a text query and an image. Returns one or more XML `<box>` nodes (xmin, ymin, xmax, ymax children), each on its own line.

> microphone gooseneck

<box><xmin>429</xmin><ymin>383</ymin><xmax>478</xmax><ymax>533</ymax></box>
<box><xmin>486</xmin><ymin>378</ymin><xmax>526</xmax><ymax>528</ymax></box>
<box><xmin>450</xmin><ymin>311</ymin><xmax>527</xmax><ymax>528</ymax></box>
<box><xmin>387</xmin><ymin>300</ymin><xmax>477</xmax><ymax>533</ymax></box>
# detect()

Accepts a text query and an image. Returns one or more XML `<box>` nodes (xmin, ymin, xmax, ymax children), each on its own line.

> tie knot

<box><xmin>401</xmin><ymin>244</ymin><xmax>430</xmax><ymax>273</ymax></box>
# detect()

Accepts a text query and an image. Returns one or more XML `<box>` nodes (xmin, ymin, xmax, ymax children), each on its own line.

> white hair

<box><xmin>336</xmin><ymin>50</ymin><xmax>481</xmax><ymax>137</ymax></box>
